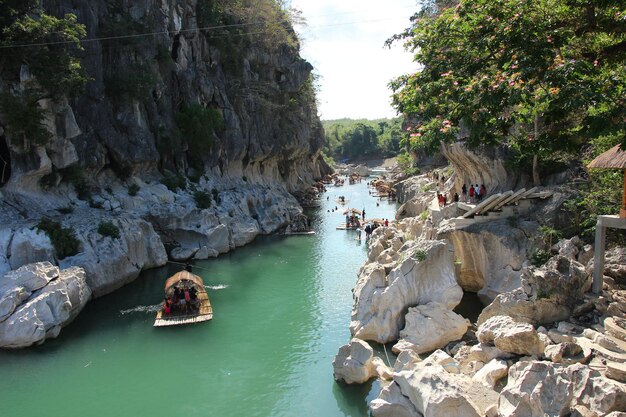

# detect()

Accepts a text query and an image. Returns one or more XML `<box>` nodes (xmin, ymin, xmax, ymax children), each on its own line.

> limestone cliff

<box><xmin>0</xmin><ymin>0</ymin><xmax>328</xmax><ymax>296</ymax></box>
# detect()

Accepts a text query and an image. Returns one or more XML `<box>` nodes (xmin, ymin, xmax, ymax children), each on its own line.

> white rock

<box><xmin>393</xmin><ymin>303</ymin><xmax>469</xmax><ymax>355</ymax></box>
<box><xmin>8</xmin><ymin>228</ymin><xmax>55</xmax><ymax>270</ymax></box>
<box><xmin>544</xmin><ymin>342</ymin><xmax>591</xmax><ymax>365</ymax></box>
<box><xmin>1</xmin><ymin>261</ymin><xmax>59</xmax><ymax>292</ymax></box>
<box><xmin>333</xmin><ymin>338</ymin><xmax>390</xmax><ymax>384</ymax></box>
<box><xmin>390</xmin><ymin>350</ymin><xmax>500</xmax><ymax>417</ymax></box>
<box><xmin>61</xmin><ymin>217</ymin><xmax>166</xmax><ymax>297</ymax></box>
<box><xmin>371</xmin><ymin>382</ymin><xmax>421</xmax><ymax>417</ymax></box>
<box><xmin>499</xmin><ymin>361</ymin><xmax>626</xmax><ymax>416</ymax></box>
<box><xmin>351</xmin><ymin>240</ymin><xmax>463</xmax><ymax>343</ymax></box>
<box><xmin>471</xmin><ymin>359</ymin><xmax>508</xmax><ymax>388</ymax></box>
<box><xmin>477</xmin><ymin>315</ymin><xmax>545</xmax><ymax>356</ymax></box>
<box><xmin>0</xmin><ymin>264</ymin><xmax>91</xmax><ymax>348</ymax></box>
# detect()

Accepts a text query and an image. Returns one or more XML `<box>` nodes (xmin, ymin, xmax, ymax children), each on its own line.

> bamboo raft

<box><xmin>154</xmin><ymin>270</ymin><xmax>213</xmax><ymax>327</ymax></box>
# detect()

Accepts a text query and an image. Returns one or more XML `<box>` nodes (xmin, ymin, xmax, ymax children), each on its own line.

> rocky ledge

<box><xmin>0</xmin><ymin>262</ymin><xmax>90</xmax><ymax>348</ymax></box>
<box><xmin>334</xmin><ymin>214</ymin><xmax>626</xmax><ymax>416</ymax></box>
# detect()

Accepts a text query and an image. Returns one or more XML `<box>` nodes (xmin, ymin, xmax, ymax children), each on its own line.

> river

<box><xmin>0</xmin><ymin>179</ymin><xmax>399</xmax><ymax>417</ymax></box>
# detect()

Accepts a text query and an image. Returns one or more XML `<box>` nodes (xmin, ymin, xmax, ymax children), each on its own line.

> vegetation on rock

<box><xmin>97</xmin><ymin>221</ymin><xmax>120</xmax><ymax>239</ymax></box>
<box><xmin>193</xmin><ymin>190</ymin><xmax>212</xmax><ymax>209</ymax></box>
<box><xmin>36</xmin><ymin>218</ymin><xmax>80</xmax><ymax>260</ymax></box>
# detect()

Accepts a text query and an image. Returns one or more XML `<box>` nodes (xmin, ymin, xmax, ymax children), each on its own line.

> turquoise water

<box><xmin>0</xmin><ymin>180</ymin><xmax>398</xmax><ymax>417</ymax></box>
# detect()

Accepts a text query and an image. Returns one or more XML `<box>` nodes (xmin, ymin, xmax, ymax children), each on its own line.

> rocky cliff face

<box><xmin>2</xmin><ymin>0</ymin><xmax>325</xmax><ymax>191</ymax></box>
<box><xmin>0</xmin><ymin>1</ymin><xmax>328</xmax><ymax>298</ymax></box>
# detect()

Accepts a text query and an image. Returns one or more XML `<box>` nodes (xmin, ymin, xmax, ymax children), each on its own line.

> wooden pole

<box><xmin>622</xmin><ymin>169</ymin><xmax>626</xmax><ymax>218</ymax></box>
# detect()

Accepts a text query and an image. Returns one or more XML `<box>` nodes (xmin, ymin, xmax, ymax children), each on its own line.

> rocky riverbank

<box><xmin>333</xmin><ymin>170</ymin><xmax>626</xmax><ymax>416</ymax></box>
<box><xmin>0</xmin><ymin>0</ymin><xmax>329</xmax><ymax>348</ymax></box>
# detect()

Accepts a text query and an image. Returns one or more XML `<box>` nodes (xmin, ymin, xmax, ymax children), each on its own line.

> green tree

<box><xmin>389</xmin><ymin>0</ymin><xmax>626</xmax><ymax>184</ymax></box>
<box><xmin>0</xmin><ymin>3</ymin><xmax>88</xmax><ymax>98</ymax></box>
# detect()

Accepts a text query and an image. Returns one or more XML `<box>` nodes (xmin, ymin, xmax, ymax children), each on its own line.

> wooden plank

<box><xmin>493</xmin><ymin>188</ymin><xmax>526</xmax><ymax>210</ymax></box>
<box><xmin>478</xmin><ymin>191</ymin><xmax>513</xmax><ymax>214</ymax></box>
<box><xmin>508</xmin><ymin>186</ymin><xmax>537</xmax><ymax>205</ymax></box>
<box><xmin>462</xmin><ymin>193</ymin><xmax>502</xmax><ymax>218</ymax></box>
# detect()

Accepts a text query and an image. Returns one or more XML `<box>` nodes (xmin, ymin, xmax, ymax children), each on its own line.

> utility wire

<box><xmin>0</xmin><ymin>11</ymin><xmax>416</xmax><ymax>50</ymax></box>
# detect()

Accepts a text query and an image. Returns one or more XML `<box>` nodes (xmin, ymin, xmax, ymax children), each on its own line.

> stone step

<box><xmin>604</xmin><ymin>317</ymin><xmax>626</xmax><ymax>342</ymax></box>
<box><xmin>606</xmin><ymin>361</ymin><xmax>626</xmax><ymax>383</ymax></box>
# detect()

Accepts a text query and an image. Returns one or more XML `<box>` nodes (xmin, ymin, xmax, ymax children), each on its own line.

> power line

<box><xmin>0</xmin><ymin>8</ymin><xmax>418</xmax><ymax>50</ymax></box>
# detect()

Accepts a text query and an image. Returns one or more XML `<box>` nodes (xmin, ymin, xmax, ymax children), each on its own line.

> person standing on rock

<box><xmin>362</xmin><ymin>209</ymin><xmax>366</xmax><ymax>220</ymax></box>
<box><xmin>469</xmin><ymin>184</ymin><xmax>475</xmax><ymax>203</ymax></box>
<box><xmin>462</xmin><ymin>184</ymin><xmax>467</xmax><ymax>202</ymax></box>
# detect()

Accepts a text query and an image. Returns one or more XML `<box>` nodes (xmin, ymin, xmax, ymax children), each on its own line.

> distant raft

<box><xmin>153</xmin><ymin>270</ymin><xmax>213</xmax><ymax>327</ymax></box>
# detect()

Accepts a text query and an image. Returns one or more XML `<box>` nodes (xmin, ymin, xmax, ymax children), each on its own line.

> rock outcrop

<box><xmin>332</xmin><ymin>338</ymin><xmax>392</xmax><ymax>384</ymax></box>
<box><xmin>393</xmin><ymin>303</ymin><xmax>469</xmax><ymax>354</ymax></box>
<box><xmin>478</xmin><ymin>255</ymin><xmax>592</xmax><ymax>326</ymax></box>
<box><xmin>499</xmin><ymin>361</ymin><xmax>626</xmax><ymax>416</ymax></box>
<box><xmin>351</xmin><ymin>237</ymin><xmax>463</xmax><ymax>343</ymax></box>
<box><xmin>372</xmin><ymin>350</ymin><xmax>500</xmax><ymax>417</ymax></box>
<box><xmin>0</xmin><ymin>262</ymin><xmax>91</xmax><ymax>348</ymax></box>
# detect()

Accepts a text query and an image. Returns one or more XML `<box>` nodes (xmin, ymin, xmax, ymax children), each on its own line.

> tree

<box><xmin>389</xmin><ymin>0</ymin><xmax>626</xmax><ymax>185</ymax></box>
<box><xmin>0</xmin><ymin>2</ymin><xmax>87</xmax><ymax>99</ymax></box>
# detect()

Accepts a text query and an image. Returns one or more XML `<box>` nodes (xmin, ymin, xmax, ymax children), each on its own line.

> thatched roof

<box><xmin>588</xmin><ymin>144</ymin><xmax>626</xmax><ymax>169</ymax></box>
<box><xmin>164</xmin><ymin>270</ymin><xmax>204</xmax><ymax>293</ymax></box>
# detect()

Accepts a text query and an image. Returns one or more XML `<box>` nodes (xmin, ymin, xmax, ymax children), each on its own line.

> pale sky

<box><xmin>289</xmin><ymin>0</ymin><xmax>419</xmax><ymax>120</ymax></box>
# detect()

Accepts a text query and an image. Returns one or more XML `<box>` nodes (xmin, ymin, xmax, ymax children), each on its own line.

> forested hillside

<box><xmin>322</xmin><ymin>117</ymin><xmax>404</xmax><ymax>161</ymax></box>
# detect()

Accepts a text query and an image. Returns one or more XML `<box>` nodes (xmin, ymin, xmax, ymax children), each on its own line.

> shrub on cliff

<box><xmin>175</xmin><ymin>104</ymin><xmax>224</xmax><ymax>170</ymax></box>
<box><xmin>193</xmin><ymin>190</ymin><xmax>212</xmax><ymax>209</ymax></box>
<box><xmin>97</xmin><ymin>221</ymin><xmax>120</xmax><ymax>239</ymax></box>
<box><xmin>37</xmin><ymin>218</ymin><xmax>80</xmax><ymax>260</ymax></box>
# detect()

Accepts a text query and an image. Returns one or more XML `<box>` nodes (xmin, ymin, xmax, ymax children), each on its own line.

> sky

<box><xmin>288</xmin><ymin>0</ymin><xmax>419</xmax><ymax>121</ymax></box>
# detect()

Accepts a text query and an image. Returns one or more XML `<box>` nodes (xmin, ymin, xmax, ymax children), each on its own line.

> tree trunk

<box><xmin>532</xmin><ymin>154</ymin><xmax>540</xmax><ymax>186</ymax></box>
<box><xmin>533</xmin><ymin>114</ymin><xmax>541</xmax><ymax>186</ymax></box>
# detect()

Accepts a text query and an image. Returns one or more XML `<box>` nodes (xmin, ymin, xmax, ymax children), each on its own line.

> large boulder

<box><xmin>332</xmin><ymin>338</ymin><xmax>391</xmax><ymax>384</ymax></box>
<box><xmin>478</xmin><ymin>255</ymin><xmax>591</xmax><ymax>326</ymax></box>
<box><xmin>373</xmin><ymin>350</ymin><xmax>500</xmax><ymax>417</ymax></box>
<box><xmin>477</xmin><ymin>315</ymin><xmax>545</xmax><ymax>356</ymax></box>
<box><xmin>351</xmin><ymin>239</ymin><xmax>463</xmax><ymax>343</ymax></box>
<box><xmin>393</xmin><ymin>303</ymin><xmax>470</xmax><ymax>354</ymax></box>
<box><xmin>0</xmin><ymin>262</ymin><xmax>91</xmax><ymax>348</ymax></box>
<box><xmin>499</xmin><ymin>361</ymin><xmax>626</xmax><ymax>416</ymax></box>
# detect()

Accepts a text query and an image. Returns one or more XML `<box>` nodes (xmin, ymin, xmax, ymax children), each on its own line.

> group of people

<box><xmin>357</xmin><ymin>219</ymin><xmax>390</xmax><ymax>241</ymax></box>
<box><xmin>162</xmin><ymin>285</ymin><xmax>199</xmax><ymax>315</ymax></box>
<box><xmin>461</xmin><ymin>183</ymin><xmax>487</xmax><ymax>203</ymax></box>
<box><xmin>437</xmin><ymin>192</ymin><xmax>460</xmax><ymax>207</ymax></box>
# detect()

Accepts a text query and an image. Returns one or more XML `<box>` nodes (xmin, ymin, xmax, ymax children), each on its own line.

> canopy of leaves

<box><xmin>197</xmin><ymin>0</ymin><xmax>301</xmax><ymax>53</ymax></box>
<box><xmin>390</xmin><ymin>0</ymin><xmax>626</xmax><ymax>156</ymax></box>
<box><xmin>323</xmin><ymin>118</ymin><xmax>404</xmax><ymax>160</ymax></box>
<box><xmin>0</xmin><ymin>2</ymin><xmax>88</xmax><ymax>99</ymax></box>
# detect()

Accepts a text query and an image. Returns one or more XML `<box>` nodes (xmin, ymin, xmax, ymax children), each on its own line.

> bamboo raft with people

<box><xmin>154</xmin><ymin>270</ymin><xmax>213</xmax><ymax>327</ymax></box>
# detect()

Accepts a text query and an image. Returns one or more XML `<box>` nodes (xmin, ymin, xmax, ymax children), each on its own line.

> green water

<box><xmin>0</xmin><ymin>180</ymin><xmax>398</xmax><ymax>417</ymax></box>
